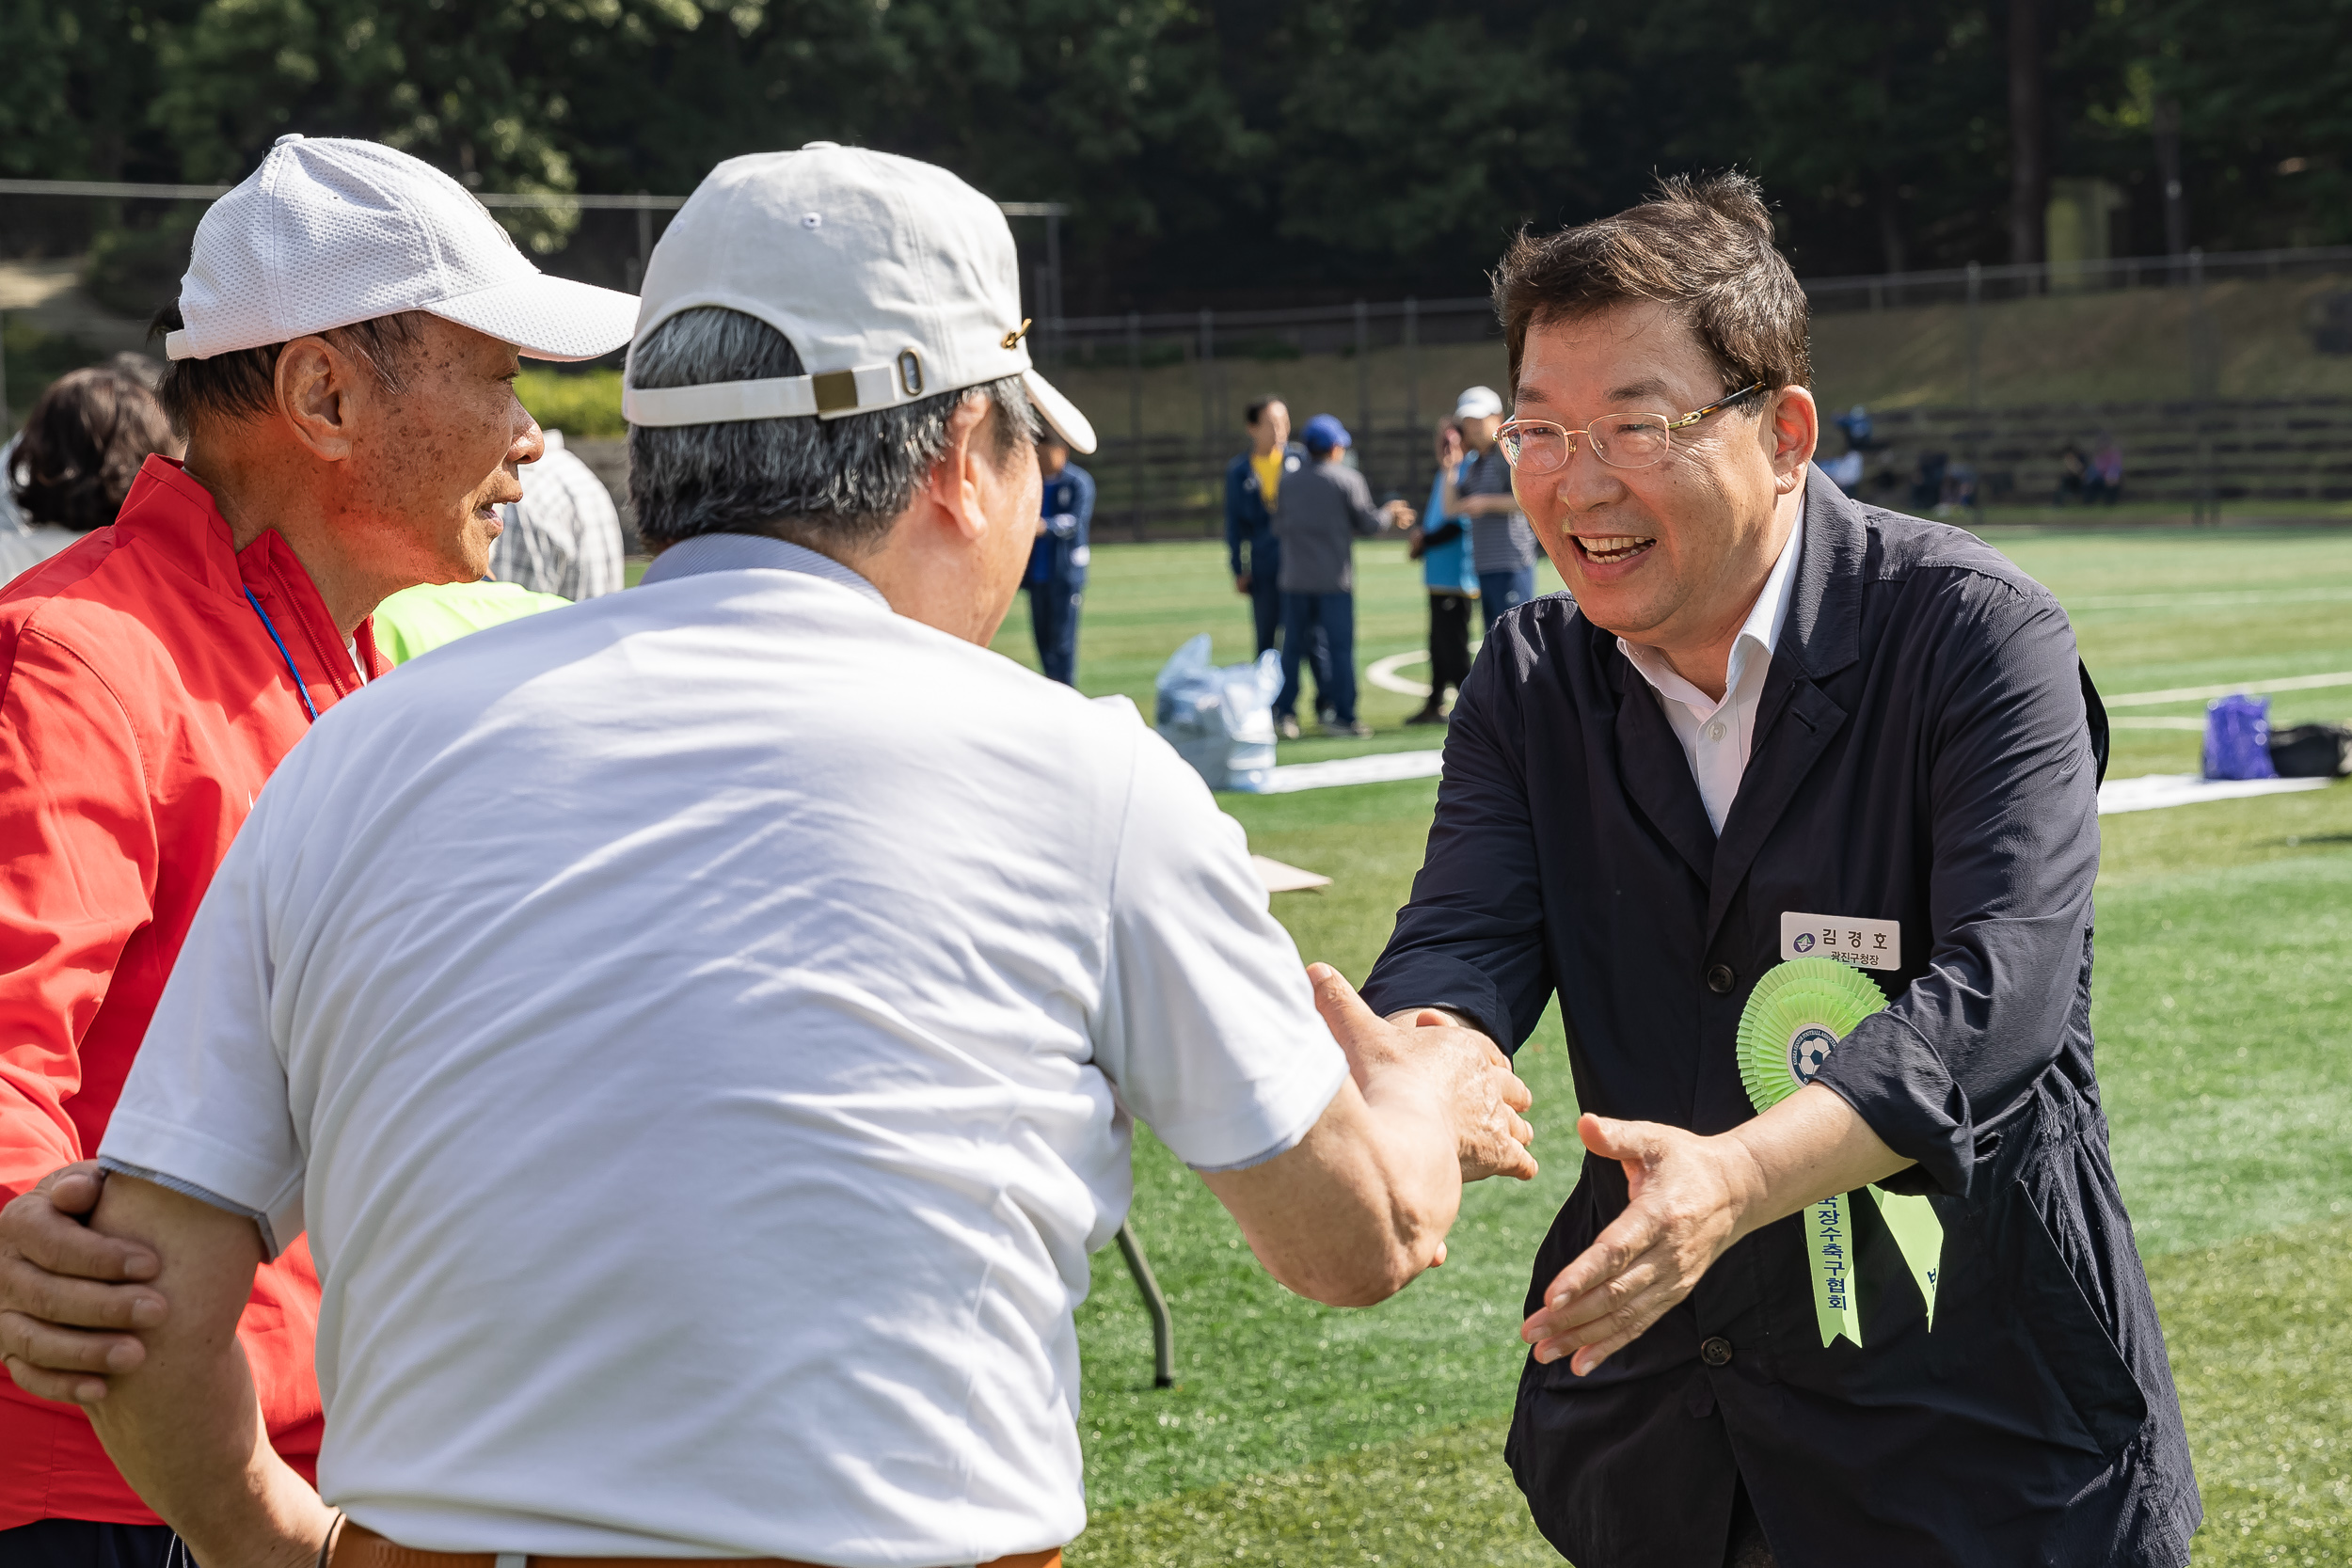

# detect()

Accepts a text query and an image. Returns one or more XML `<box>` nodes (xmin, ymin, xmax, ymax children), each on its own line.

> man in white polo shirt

<box><xmin>49</xmin><ymin>146</ymin><xmax>1537</xmax><ymax>1568</ymax></box>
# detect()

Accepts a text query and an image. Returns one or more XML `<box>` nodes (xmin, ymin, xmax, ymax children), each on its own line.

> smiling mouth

<box><xmin>1573</xmin><ymin>534</ymin><xmax>1656</xmax><ymax>565</ymax></box>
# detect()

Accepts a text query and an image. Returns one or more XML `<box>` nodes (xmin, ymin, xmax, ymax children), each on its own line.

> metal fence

<box><xmin>4</xmin><ymin>171</ymin><xmax>2350</xmax><ymax>531</ymax></box>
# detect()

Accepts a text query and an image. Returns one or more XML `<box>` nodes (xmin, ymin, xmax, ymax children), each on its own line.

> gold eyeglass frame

<box><xmin>1496</xmin><ymin>381</ymin><xmax>1767</xmax><ymax>472</ymax></box>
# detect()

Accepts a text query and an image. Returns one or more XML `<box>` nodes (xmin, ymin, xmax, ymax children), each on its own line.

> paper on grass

<box><xmin>2096</xmin><ymin>772</ymin><xmax>2330</xmax><ymax>815</ymax></box>
<box><xmin>1251</xmin><ymin>855</ymin><xmax>1332</xmax><ymax>894</ymax></box>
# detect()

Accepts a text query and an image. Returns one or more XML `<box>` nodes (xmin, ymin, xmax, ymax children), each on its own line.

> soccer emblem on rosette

<box><xmin>1788</xmin><ymin>1023</ymin><xmax>1838</xmax><ymax>1085</ymax></box>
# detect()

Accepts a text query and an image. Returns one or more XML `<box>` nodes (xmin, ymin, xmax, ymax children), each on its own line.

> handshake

<box><xmin>1195</xmin><ymin>964</ymin><xmax>1535</xmax><ymax>1311</ymax></box>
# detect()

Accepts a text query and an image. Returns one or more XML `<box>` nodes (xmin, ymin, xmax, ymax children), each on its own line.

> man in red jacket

<box><xmin>0</xmin><ymin>134</ymin><xmax>632</xmax><ymax>1565</ymax></box>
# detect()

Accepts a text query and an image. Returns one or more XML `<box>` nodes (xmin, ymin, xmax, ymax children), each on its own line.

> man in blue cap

<box><xmin>1024</xmin><ymin>432</ymin><xmax>1094</xmax><ymax>685</ymax></box>
<box><xmin>1272</xmin><ymin>415</ymin><xmax>1411</xmax><ymax>738</ymax></box>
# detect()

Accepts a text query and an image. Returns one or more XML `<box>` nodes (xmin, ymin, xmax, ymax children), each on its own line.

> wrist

<box><xmin>1713</xmin><ymin>1126</ymin><xmax>1779</xmax><ymax>1244</ymax></box>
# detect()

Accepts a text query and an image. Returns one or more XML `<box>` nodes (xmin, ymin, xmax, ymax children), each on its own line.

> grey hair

<box><xmin>627</xmin><ymin>307</ymin><xmax>1038</xmax><ymax>550</ymax></box>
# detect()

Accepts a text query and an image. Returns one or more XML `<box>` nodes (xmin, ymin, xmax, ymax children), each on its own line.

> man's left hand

<box><xmin>1518</xmin><ymin>1114</ymin><xmax>1762</xmax><ymax>1376</ymax></box>
<box><xmin>0</xmin><ymin>1163</ymin><xmax>167</xmax><ymax>1404</ymax></box>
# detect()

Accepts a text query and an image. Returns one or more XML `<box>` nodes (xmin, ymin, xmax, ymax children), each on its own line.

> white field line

<box><xmin>2106</xmin><ymin>670</ymin><xmax>2352</xmax><ymax>706</ymax></box>
<box><xmin>2069</xmin><ymin>587</ymin><xmax>2352</xmax><ymax>610</ymax></box>
<box><xmin>1366</xmin><ymin>650</ymin><xmax>1435</xmax><ymax>697</ymax></box>
<box><xmin>2107</xmin><ymin>717</ymin><xmax>2209</xmax><ymax>730</ymax></box>
<box><xmin>1372</xmin><ymin>646</ymin><xmax>2352</xmax><ymax>711</ymax></box>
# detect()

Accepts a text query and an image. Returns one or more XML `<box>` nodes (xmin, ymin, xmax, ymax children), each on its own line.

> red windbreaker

<box><xmin>0</xmin><ymin>456</ymin><xmax>386</xmax><ymax>1526</ymax></box>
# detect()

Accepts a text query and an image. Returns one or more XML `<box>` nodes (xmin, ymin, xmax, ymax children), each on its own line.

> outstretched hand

<box><xmin>1518</xmin><ymin>1115</ymin><xmax>1761</xmax><ymax>1376</ymax></box>
<box><xmin>1311</xmin><ymin>966</ymin><xmax>1536</xmax><ymax>1184</ymax></box>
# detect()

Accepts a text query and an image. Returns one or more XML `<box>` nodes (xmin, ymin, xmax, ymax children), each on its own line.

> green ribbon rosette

<box><xmin>1735</xmin><ymin>957</ymin><xmax>1944</xmax><ymax>1349</ymax></box>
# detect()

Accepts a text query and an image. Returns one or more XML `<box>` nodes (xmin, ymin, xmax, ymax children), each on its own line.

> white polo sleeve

<box><xmin>1093</xmin><ymin>728</ymin><xmax>1350</xmax><ymax>1172</ymax></box>
<box><xmin>96</xmin><ymin>800</ymin><xmax>306</xmax><ymax>1257</ymax></box>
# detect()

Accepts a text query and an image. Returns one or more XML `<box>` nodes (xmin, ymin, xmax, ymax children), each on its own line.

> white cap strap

<box><xmin>623</xmin><ymin>362</ymin><xmax>907</xmax><ymax>427</ymax></box>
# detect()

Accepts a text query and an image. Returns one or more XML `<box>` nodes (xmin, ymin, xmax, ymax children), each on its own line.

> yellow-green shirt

<box><xmin>1249</xmin><ymin>449</ymin><xmax>1284</xmax><ymax>510</ymax></box>
<box><xmin>373</xmin><ymin>579</ymin><xmax>572</xmax><ymax>665</ymax></box>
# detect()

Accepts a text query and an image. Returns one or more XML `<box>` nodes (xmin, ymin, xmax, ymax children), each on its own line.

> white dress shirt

<box><xmin>1615</xmin><ymin>512</ymin><xmax>1804</xmax><ymax>835</ymax></box>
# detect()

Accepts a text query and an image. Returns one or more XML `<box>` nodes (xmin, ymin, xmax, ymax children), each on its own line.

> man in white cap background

<box><xmin>10</xmin><ymin>143</ymin><xmax>1538</xmax><ymax>1568</ymax></box>
<box><xmin>1441</xmin><ymin>383</ymin><xmax>1546</xmax><ymax>632</ymax></box>
<box><xmin>0</xmin><ymin>134</ymin><xmax>634</xmax><ymax>1566</ymax></box>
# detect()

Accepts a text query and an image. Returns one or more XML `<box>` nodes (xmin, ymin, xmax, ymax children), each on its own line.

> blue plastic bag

<box><xmin>2203</xmin><ymin>692</ymin><xmax>2278</xmax><ymax>781</ymax></box>
<box><xmin>1154</xmin><ymin>634</ymin><xmax>1282</xmax><ymax>793</ymax></box>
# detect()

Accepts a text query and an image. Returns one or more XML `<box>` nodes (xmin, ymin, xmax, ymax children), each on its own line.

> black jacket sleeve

<box><xmin>1359</xmin><ymin>640</ymin><xmax>1555</xmax><ymax>1046</ymax></box>
<box><xmin>1811</xmin><ymin>590</ymin><xmax>2101</xmax><ymax>1199</ymax></box>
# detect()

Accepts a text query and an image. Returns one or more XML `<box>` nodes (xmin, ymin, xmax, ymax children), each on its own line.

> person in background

<box><xmin>1407</xmin><ymin>416</ymin><xmax>1479</xmax><ymax>725</ymax></box>
<box><xmin>0</xmin><ymin>366</ymin><xmax>183</xmax><ymax>583</ymax></box>
<box><xmin>1274</xmin><ymin>414</ymin><xmax>1412</xmax><ymax>739</ymax></box>
<box><xmin>372</xmin><ymin>577</ymin><xmax>571</xmax><ymax>664</ymax></box>
<box><xmin>2090</xmin><ymin>434</ymin><xmax>2123</xmax><ymax>504</ymax></box>
<box><xmin>2056</xmin><ymin>441</ymin><xmax>2089</xmax><ymax>505</ymax></box>
<box><xmin>1441</xmin><ymin>385</ymin><xmax>1541</xmax><ymax>633</ymax></box>
<box><xmin>1025</xmin><ymin>430</ymin><xmax>1093</xmax><ymax>685</ymax></box>
<box><xmin>487</xmin><ymin>427</ymin><xmax>625</xmax><ymax>599</ymax></box>
<box><xmin>0</xmin><ymin>134</ymin><xmax>634</xmax><ymax>1568</ymax></box>
<box><xmin>0</xmin><ymin>356</ymin><xmax>167</xmax><ymax>543</ymax></box>
<box><xmin>1834</xmin><ymin>404</ymin><xmax>1872</xmax><ymax>451</ymax></box>
<box><xmin>1225</xmin><ymin>396</ymin><xmax>1304</xmax><ymax>655</ymax></box>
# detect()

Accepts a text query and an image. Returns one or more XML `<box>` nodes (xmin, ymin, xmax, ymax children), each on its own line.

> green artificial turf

<box><xmin>979</xmin><ymin>529</ymin><xmax>2352</xmax><ymax>1565</ymax></box>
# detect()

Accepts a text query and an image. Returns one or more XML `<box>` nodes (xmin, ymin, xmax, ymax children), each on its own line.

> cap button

<box><xmin>273</xmin><ymin>133</ymin><xmax>305</xmax><ymax>147</ymax></box>
<box><xmin>801</xmin><ymin>140</ymin><xmax>840</xmax><ymax>150</ymax></box>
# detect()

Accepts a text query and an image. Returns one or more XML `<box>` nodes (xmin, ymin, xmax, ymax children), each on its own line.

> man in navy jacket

<box><xmin>1025</xmin><ymin>433</ymin><xmax>1094</xmax><ymax>685</ymax></box>
<box><xmin>1361</xmin><ymin>174</ymin><xmax>2196</xmax><ymax>1568</ymax></box>
<box><xmin>1224</xmin><ymin>397</ymin><xmax>1307</xmax><ymax>657</ymax></box>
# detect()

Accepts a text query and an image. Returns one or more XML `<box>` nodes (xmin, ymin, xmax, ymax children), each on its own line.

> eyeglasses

<box><xmin>1495</xmin><ymin>382</ymin><xmax>1765</xmax><ymax>474</ymax></box>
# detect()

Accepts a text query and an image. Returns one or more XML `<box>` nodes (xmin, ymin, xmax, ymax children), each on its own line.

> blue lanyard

<box><xmin>244</xmin><ymin>586</ymin><xmax>320</xmax><ymax>725</ymax></box>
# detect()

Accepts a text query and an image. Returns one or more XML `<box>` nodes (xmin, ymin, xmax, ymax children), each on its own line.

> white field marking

<box><xmin>2106</xmin><ymin>670</ymin><xmax>2352</xmax><ymax>707</ymax></box>
<box><xmin>2107</xmin><ymin>717</ymin><xmax>2210</xmax><ymax>730</ymax></box>
<box><xmin>1366</xmin><ymin>650</ymin><xmax>1434</xmax><ymax>697</ymax></box>
<box><xmin>1377</xmin><ymin>644</ymin><xmax>2352</xmax><ymax>714</ymax></box>
<box><xmin>1263</xmin><ymin>751</ymin><xmax>1446</xmax><ymax>793</ymax></box>
<box><xmin>2068</xmin><ymin>586</ymin><xmax>2352</xmax><ymax>610</ymax></box>
<box><xmin>2097</xmin><ymin>772</ymin><xmax>2330</xmax><ymax>815</ymax></box>
<box><xmin>1367</xmin><ymin>641</ymin><xmax>1487</xmax><ymax>698</ymax></box>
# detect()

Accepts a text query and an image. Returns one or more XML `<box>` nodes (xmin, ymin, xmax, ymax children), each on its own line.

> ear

<box><xmin>1765</xmin><ymin>385</ymin><xmax>1819</xmax><ymax>493</ymax></box>
<box><xmin>914</xmin><ymin>393</ymin><xmax>995</xmax><ymax>542</ymax></box>
<box><xmin>273</xmin><ymin>336</ymin><xmax>373</xmax><ymax>464</ymax></box>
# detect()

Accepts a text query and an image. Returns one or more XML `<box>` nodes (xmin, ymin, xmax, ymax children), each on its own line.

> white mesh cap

<box><xmin>623</xmin><ymin>143</ymin><xmax>1095</xmax><ymax>452</ymax></box>
<box><xmin>166</xmin><ymin>135</ymin><xmax>638</xmax><ymax>364</ymax></box>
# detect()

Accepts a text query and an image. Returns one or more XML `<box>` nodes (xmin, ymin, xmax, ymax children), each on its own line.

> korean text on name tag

<box><xmin>1780</xmin><ymin>911</ymin><xmax>1900</xmax><ymax>971</ymax></box>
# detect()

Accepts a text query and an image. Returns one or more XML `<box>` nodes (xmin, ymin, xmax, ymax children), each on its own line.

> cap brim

<box><xmin>1023</xmin><ymin>369</ymin><xmax>1096</xmax><ymax>454</ymax></box>
<box><xmin>429</xmin><ymin>273</ymin><xmax>640</xmax><ymax>363</ymax></box>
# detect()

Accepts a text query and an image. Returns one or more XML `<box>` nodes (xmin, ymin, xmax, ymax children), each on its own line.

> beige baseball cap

<box><xmin>621</xmin><ymin>143</ymin><xmax>1095</xmax><ymax>452</ymax></box>
<box><xmin>165</xmin><ymin>135</ymin><xmax>638</xmax><ymax>363</ymax></box>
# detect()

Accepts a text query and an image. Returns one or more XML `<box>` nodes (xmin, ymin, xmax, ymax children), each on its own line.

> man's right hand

<box><xmin>0</xmin><ymin>1163</ymin><xmax>167</xmax><ymax>1404</ymax></box>
<box><xmin>1234</xmin><ymin>572</ymin><xmax>1251</xmax><ymax>594</ymax></box>
<box><xmin>1316</xmin><ymin>971</ymin><xmax>1536</xmax><ymax>1184</ymax></box>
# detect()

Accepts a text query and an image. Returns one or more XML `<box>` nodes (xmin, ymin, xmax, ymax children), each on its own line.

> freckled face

<box><xmin>348</xmin><ymin>315</ymin><xmax>544</xmax><ymax>585</ymax></box>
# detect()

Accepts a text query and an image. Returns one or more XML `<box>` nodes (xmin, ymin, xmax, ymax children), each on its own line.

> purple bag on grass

<box><xmin>2203</xmin><ymin>693</ymin><xmax>2277</xmax><ymax>781</ymax></box>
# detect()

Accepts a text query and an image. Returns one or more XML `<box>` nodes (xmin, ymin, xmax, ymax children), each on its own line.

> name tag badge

<box><xmin>1781</xmin><ymin>911</ymin><xmax>1901</xmax><ymax>971</ymax></box>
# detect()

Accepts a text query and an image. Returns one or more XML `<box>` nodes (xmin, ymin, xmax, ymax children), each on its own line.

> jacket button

<box><xmin>1700</xmin><ymin>1336</ymin><xmax>1734</xmax><ymax>1367</ymax></box>
<box><xmin>1706</xmin><ymin>964</ymin><xmax>1737</xmax><ymax>995</ymax></box>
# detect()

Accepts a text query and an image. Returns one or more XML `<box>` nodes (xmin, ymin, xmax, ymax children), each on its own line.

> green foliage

<box><xmin>83</xmin><ymin>208</ymin><xmax>202</xmax><ymax>318</ymax></box>
<box><xmin>514</xmin><ymin>368</ymin><xmax>627</xmax><ymax>438</ymax></box>
<box><xmin>16</xmin><ymin>0</ymin><xmax>2352</xmax><ymax>305</ymax></box>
